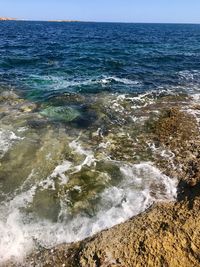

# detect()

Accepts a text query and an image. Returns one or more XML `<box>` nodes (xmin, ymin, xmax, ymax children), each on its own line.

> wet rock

<box><xmin>19</xmin><ymin>102</ymin><xmax>37</xmax><ymax>113</ymax></box>
<box><xmin>103</xmin><ymin>132</ymin><xmax>152</xmax><ymax>163</ymax></box>
<box><xmin>27</xmin><ymin>119</ymin><xmax>48</xmax><ymax>129</ymax></box>
<box><xmin>0</xmin><ymin>90</ymin><xmax>19</xmax><ymax>100</ymax></box>
<box><xmin>191</xmin><ymin>104</ymin><xmax>200</xmax><ymax>110</ymax></box>
<box><xmin>0</xmin><ymin>90</ymin><xmax>23</xmax><ymax>105</ymax></box>
<box><xmin>72</xmin><ymin>112</ymin><xmax>98</xmax><ymax>128</ymax></box>
<box><xmin>59</xmin><ymin>161</ymin><xmax>123</xmax><ymax>216</ymax></box>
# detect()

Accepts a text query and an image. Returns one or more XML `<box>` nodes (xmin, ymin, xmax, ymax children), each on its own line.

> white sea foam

<box><xmin>109</xmin><ymin>92</ymin><xmax>157</xmax><ymax>116</ymax></box>
<box><xmin>0</xmin><ymin>210</ymin><xmax>34</xmax><ymax>263</ymax></box>
<box><xmin>0</xmin><ymin>159</ymin><xmax>177</xmax><ymax>264</ymax></box>
<box><xmin>0</xmin><ymin>186</ymin><xmax>37</xmax><ymax>263</ymax></box>
<box><xmin>178</xmin><ymin>70</ymin><xmax>200</xmax><ymax>81</ymax></box>
<box><xmin>17</xmin><ymin>127</ymin><xmax>28</xmax><ymax>133</ymax></box>
<box><xmin>106</xmin><ymin>76</ymin><xmax>141</xmax><ymax>85</ymax></box>
<box><xmin>0</xmin><ymin>129</ymin><xmax>23</xmax><ymax>158</ymax></box>
<box><xmin>184</xmin><ymin>102</ymin><xmax>200</xmax><ymax>125</ymax></box>
<box><xmin>69</xmin><ymin>138</ymin><xmax>87</xmax><ymax>155</ymax></box>
<box><xmin>69</xmin><ymin>139</ymin><xmax>96</xmax><ymax>173</ymax></box>
<box><xmin>177</xmin><ymin>70</ymin><xmax>200</xmax><ymax>95</ymax></box>
<box><xmin>40</xmin><ymin>161</ymin><xmax>72</xmax><ymax>190</ymax></box>
<box><xmin>28</xmin><ymin>74</ymin><xmax>141</xmax><ymax>91</ymax></box>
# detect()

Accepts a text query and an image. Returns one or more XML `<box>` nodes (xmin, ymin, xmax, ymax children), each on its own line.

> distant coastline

<box><xmin>0</xmin><ymin>17</ymin><xmax>17</xmax><ymax>21</ymax></box>
<box><xmin>0</xmin><ymin>17</ymin><xmax>199</xmax><ymax>24</ymax></box>
<box><xmin>48</xmin><ymin>20</ymin><xmax>80</xmax><ymax>22</ymax></box>
<box><xmin>0</xmin><ymin>17</ymin><xmax>82</xmax><ymax>22</ymax></box>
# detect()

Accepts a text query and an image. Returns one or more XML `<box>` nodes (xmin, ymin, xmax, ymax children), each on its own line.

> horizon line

<box><xmin>1</xmin><ymin>17</ymin><xmax>200</xmax><ymax>25</ymax></box>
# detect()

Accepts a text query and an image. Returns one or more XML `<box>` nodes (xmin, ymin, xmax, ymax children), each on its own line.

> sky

<box><xmin>1</xmin><ymin>0</ymin><xmax>200</xmax><ymax>24</ymax></box>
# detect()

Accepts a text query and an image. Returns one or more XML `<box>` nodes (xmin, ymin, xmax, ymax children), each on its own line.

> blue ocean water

<box><xmin>0</xmin><ymin>22</ymin><xmax>200</xmax><ymax>100</ymax></box>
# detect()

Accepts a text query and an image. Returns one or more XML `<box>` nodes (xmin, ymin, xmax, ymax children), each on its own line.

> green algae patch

<box><xmin>40</xmin><ymin>106</ymin><xmax>81</xmax><ymax>122</ymax></box>
<box><xmin>60</xmin><ymin>167</ymin><xmax>111</xmax><ymax>216</ymax></box>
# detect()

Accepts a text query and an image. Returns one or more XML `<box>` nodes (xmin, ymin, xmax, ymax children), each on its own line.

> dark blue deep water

<box><xmin>1</xmin><ymin>21</ymin><xmax>200</xmax><ymax>100</ymax></box>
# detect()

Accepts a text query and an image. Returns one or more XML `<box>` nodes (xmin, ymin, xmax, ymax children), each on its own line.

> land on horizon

<box><xmin>0</xmin><ymin>17</ymin><xmax>81</xmax><ymax>22</ymax></box>
<box><xmin>1</xmin><ymin>16</ymin><xmax>200</xmax><ymax>24</ymax></box>
<box><xmin>0</xmin><ymin>17</ymin><xmax>17</xmax><ymax>21</ymax></box>
<box><xmin>2</xmin><ymin>16</ymin><xmax>200</xmax><ymax>26</ymax></box>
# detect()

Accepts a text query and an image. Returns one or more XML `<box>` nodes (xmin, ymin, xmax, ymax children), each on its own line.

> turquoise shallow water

<box><xmin>0</xmin><ymin>22</ymin><xmax>200</xmax><ymax>263</ymax></box>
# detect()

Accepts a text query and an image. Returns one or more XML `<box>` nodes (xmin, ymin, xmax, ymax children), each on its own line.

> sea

<box><xmin>0</xmin><ymin>21</ymin><xmax>200</xmax><ymax>263</ymax></box>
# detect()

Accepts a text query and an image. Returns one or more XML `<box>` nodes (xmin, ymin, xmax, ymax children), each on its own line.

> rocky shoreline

<box><xmin>1</xmin><ymin>90</ymin><xmax>200</xmax><ymax>267</ymax></box>
<box><xmin>6</xmin><ymin>103</ymin><xmax>199</xmax><ymax>266</ymax></box>
<box><xmin>25</xmin><ymin>200</ymin><xmax>200</xmax><ymax>267</ymax></box>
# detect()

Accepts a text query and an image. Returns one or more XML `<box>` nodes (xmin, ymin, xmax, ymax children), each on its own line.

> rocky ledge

<box><xmin>10</xmin><ymin>106</ymin><xmax>198</xmax><ymax>267</ymax></box>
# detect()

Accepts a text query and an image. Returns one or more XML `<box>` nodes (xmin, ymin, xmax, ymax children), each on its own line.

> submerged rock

<box><xmin>19</xmin><ymin>102</ymin><xmax>37</xmax><ymax>113</ymax></box>
<box><xmin>40</xmin><ymin>106</ymin><xmax>80</xmax><ymax>122</ymax></box>
<box><xmin>0</xmin><ymin>90</ymin><xmax>19</xmax><ymax>100</ymax></box>
<box><xmin>0</xmin><ymin>90</ymin><xmax>23</xmax><ymax>105</ymax></box>
<box><xmin>26</xmin><ymin>188</ymin><xmax>61</xmax><ymax>222</ymax></box>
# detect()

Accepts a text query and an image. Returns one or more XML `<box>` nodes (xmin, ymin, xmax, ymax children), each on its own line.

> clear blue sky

<box><xmin>1</xmin><ymin>0</ymin><xmax>200</xmax><ymax>23</ymax></box>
